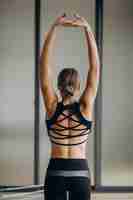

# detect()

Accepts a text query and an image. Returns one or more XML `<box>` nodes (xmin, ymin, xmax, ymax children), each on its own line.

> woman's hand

<box><xmin>51</xmin><ymin>13</ymin><xmax>67</xmax><ymax>28</ymax></box>
<box><xmin>57</xmin><ymin>13</ymin><xmax>91</xmax><ymax>29</ymax></box>
<box><xmin>68</xmin><ymin>14</ymin><xmax>89</xmax><ymax>28</ymax></box>
<box><xmin>51</xmin><ymin>13</ymin><xmax>92</xmax><ymax>31</ymax></box>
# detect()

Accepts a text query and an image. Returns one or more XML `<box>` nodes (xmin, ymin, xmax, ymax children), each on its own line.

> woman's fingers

<box><xmin>73</xmin><ymin>13</ymin><xmax>86</xmax><ymax>22</ymax></box>
<box><xmin>53</xmin><ymin>13</ymin><xmax>89</xmax><ymax>28</ymax></box>
<box><xmin>57</xmin><ymin>13</ymin><xmax>66</xmax><ymax>22</ymax></box>
<box><xmin>73</xmin><ymin>14</ymin><xmax>90</xmax><ymax>28</ymax></box>
<box><xmin>59</xmin><ymin>13</ymin><xmax>67</xmax><ymax>19</ymax></box>
<box><xmin>59</xmin><ymin>19</ymin><xmax>81</xmax><ymax>27</ymax></box>
<box><xmin>73</xmin><ymin>13</ymin><xmax>82</xmax><ymax>19</ymax></box>
<box><xmin>52</xmin><ymin>12</ymin><xmax>67</xmax><ymax>26</ymax></box>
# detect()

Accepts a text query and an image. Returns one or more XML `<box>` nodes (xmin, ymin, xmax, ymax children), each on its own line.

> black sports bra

<box><xmin>45</xmin><ymin>100</ymin><xmax>93</xmax><ymax>146</ymax></box>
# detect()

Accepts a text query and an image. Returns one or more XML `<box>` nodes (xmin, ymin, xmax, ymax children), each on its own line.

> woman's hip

<box><xmin>45</xmin><ymin>157</ymin><xmax>90</xmax><ymax>178</ymax></box>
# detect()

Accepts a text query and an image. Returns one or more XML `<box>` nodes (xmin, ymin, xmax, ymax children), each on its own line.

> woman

<box><xmin>39</xmin><ymin>13</ymin><xmax>100</xmax><ymax>200</ymax></box>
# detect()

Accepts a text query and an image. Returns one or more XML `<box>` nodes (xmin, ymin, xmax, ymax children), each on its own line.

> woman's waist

<box><xmin>51</xmin><ymin>144</ymin><xmax>86</xmax><ymax>158</ymax></box>
<box><xmin>47</xmin><ymin>157</ymin><xmax>89</xmax><ymax>171</ymax></box>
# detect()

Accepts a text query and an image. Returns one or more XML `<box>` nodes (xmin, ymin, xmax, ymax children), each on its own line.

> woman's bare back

<box><xmin>46</xmin><ymin>100</ymin><xmax>93</xmax><ymax>159</ymax></box>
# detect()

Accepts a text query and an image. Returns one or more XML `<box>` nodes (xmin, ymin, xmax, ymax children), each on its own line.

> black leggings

<box><xmin>44</xmin><ymin>158</ymin><xmax>91</xmax><ymax>200</ymax></box>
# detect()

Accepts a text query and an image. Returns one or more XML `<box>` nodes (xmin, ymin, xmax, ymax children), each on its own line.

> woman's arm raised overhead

<box><xmin>63</xmin><ymin>13</ymin><xmax>100</xmax><ymax>109</ymax></box>
<box><xmin>80</xmin><ymin>24</ymin><xmax>100</xmax><ymax>108</ymax></box>
<box><xmin>39</xmin><ymin>13</ymin><xmax>66</xmax><ymax>113</ymax></box>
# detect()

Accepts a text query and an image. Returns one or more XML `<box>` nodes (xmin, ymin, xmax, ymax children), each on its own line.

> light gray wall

<box><xmin>102</xmin><ymin>0</ymin><xmax>133</xmax><ymax>186</ymax></box>
<box><xmin>0</xmin><ymin>0</ymin><xmax>34</xmax><ymax>185</ymax></box>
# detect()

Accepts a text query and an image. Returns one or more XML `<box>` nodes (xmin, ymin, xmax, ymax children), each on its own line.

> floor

<box><xmin>92</xmin><ymin>192</ymin><xmax>133</xmax><ymax>200</ymax></box>
<box><xmin>1</xmin><ymin>191</ymin><xmax>133</xmax><ymax>200</ymax></box>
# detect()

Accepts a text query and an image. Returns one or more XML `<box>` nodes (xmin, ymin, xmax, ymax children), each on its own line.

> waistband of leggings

<box><xmin>47</xmin><ymin>157</ymin><xmax>89</xmax><ymax>170</ymax></box>
<box><xmin>46</xmin><ymin>169</ymin><xmax>90</xmax><ymax>178</ymax></box>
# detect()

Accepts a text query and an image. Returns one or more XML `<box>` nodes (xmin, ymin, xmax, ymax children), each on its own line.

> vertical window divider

<box><xmin>34</xmin><ymin>0</ymin><xmax>41</xmax><ymax>185</ymax></box>
<box><xmin>94</xmin><ymin>0</ymin><xmax>104</xmax><ymax>189</ymax></box>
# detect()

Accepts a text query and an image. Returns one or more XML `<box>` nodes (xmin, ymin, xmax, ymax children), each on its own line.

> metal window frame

<box><xmin>34</xmin><ymin>0</ymin><xmax>41</xmax><ymax>185</ymax></box>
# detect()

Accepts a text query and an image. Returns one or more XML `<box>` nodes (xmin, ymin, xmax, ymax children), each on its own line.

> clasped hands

<box><xmin>52</xmin><ymin>12</ymin><xmax>91</xmax><ymax>29</ymax></box>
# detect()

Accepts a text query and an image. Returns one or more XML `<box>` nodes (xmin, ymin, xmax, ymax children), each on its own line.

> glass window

<box><xmin>39</xmin><ymin>0</ymin><xmax>95</xmax><ymax>185</ymax></box>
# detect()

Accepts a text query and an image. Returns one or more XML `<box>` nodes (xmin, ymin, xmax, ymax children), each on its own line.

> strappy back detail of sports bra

<box><xmin>45</xmin><ymin>100</ymin><xmax>93</xmax><ymax>146</ymax></box>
